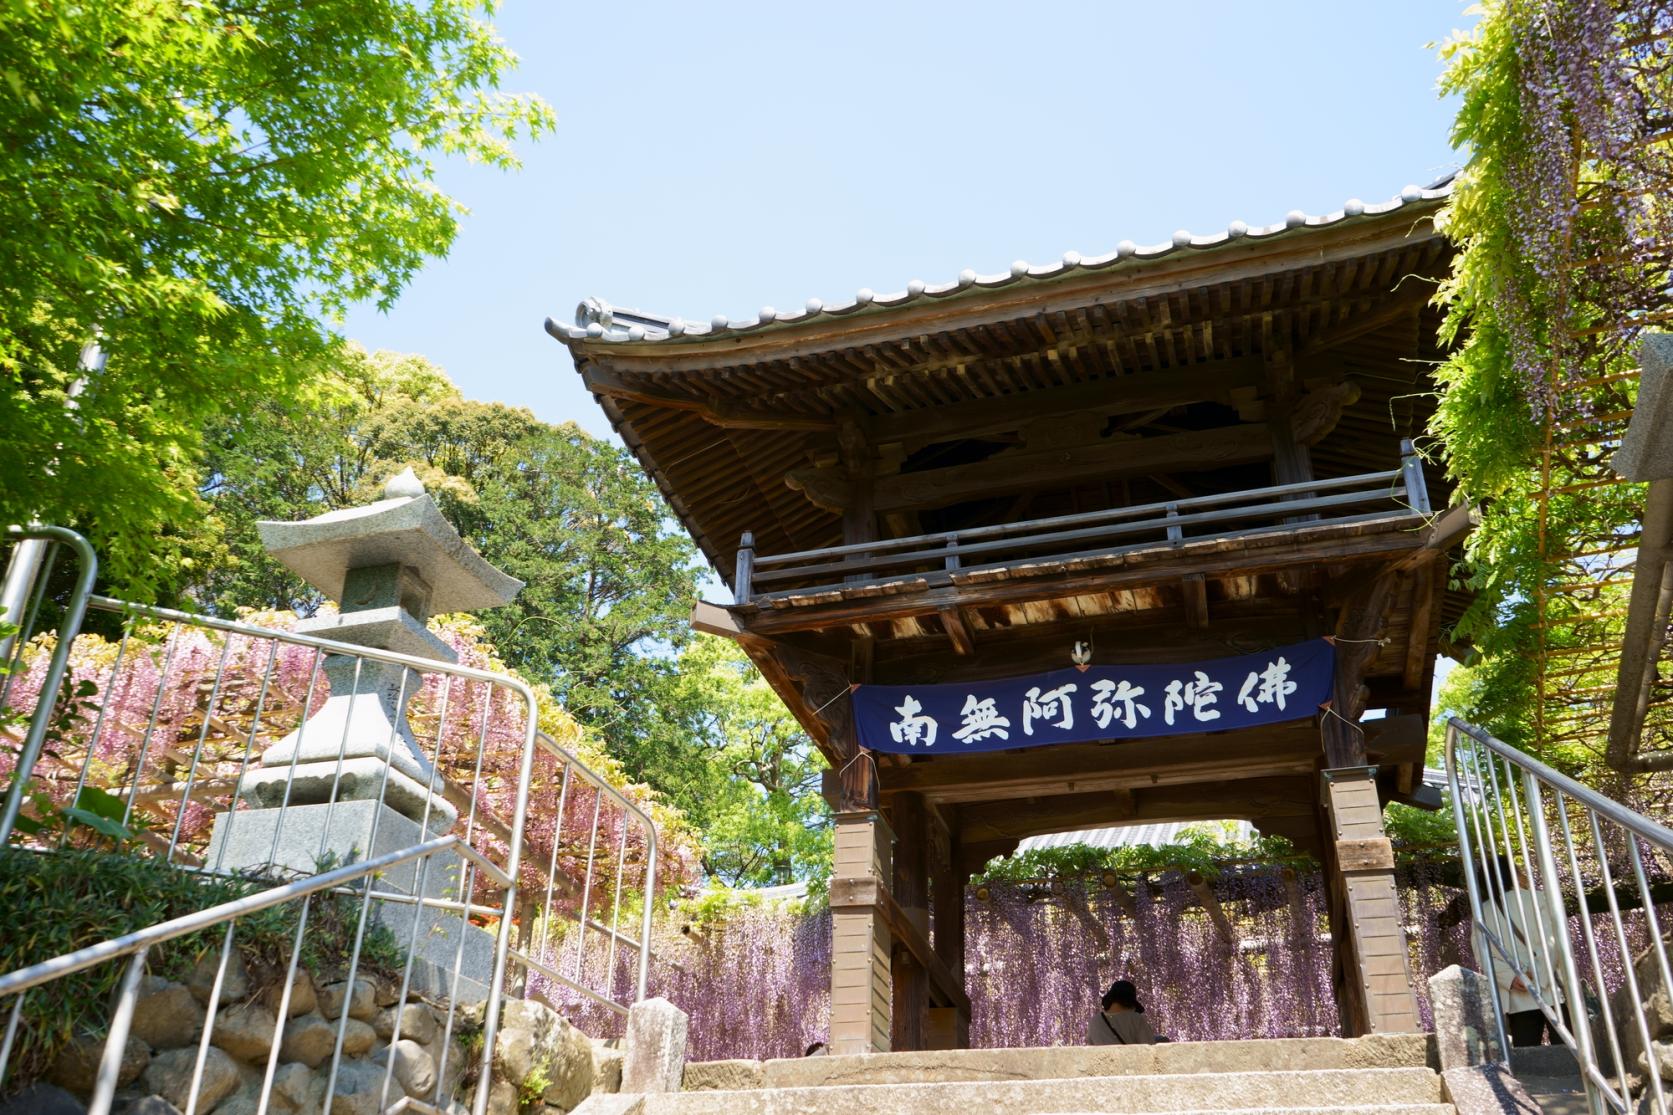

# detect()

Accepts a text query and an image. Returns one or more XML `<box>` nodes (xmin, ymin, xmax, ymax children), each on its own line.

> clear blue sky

<box><xmin>343</xmin><ymin>1</ymin><xmax>1475</xmax><ymax>439</ymax></box>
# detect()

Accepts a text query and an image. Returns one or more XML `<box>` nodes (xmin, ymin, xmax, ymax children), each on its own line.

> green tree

<box><xmin>192</xmin><ymin>346</ymin><xmax>710</xmax><ymax>808</ymax></box>
<box><xmin>0</xmin><ymin>0</ymin><xmax>553</xmax><ymax>592</ymax></box>
<box><xmin>669</xmin><ymin>635</ymin><xmax>831</xmax><ymax>885</ymax></box>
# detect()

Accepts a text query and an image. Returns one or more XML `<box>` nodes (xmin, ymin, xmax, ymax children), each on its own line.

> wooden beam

<box><xmin>1298</xmin><ymin>287</ymin><xmax>1430</xmax><ymax>358</ymax></box>
<box><xmin>1289</xmin><ymin>381</ymin><xmax>1362</xmax><ymax>447</ymax></box>
<box><xmin>958</xmin><ymin>838</ymin><xmax>1019</xmax><ymax>878</ymax></box>
<box><xmin>872</xmin><ymin>603</ymin><xmax>1312</xmax><ymax>684</ymax></box>
<box><xmin>792</xmin><ymin>424</ymin><xmax>1270</xmax><ymax>514</ymax></box>
<box><xmin>1388</xmin><ymin>499</ymin><xmax>1477</xmax><ymax>575</ymax></box>
<box><xmin>890</xmin><ymin>791</ymin><xmax>931</xmax><ymax>1050</ymax></box>
<box><xmin>693</xmin><ymin>602</ymin><xmax>868</xmax><ymax>792</ymax></box>
<box><xmin>872</xmin><ymin>725</ymin><xmax>1320</xmax><ymax>805</ymax></box>
<box><xmin>1186</xmin><ymin>872</ymin><xmax>1237</xmax><ymax>944</ymax></box>
<box><xmin>1403</xmin><ymin>564</ymin><xmax>1435</xmax><ymax>691</ymax></box>
<box><xmin>867</xmin><ymin>359</ymin><xmax>1263</xmax><ymax>449</ymax></box>
<box><xmin>938</xmin><ymin>607</ymin><xmax>975</xmax><ymax>656</ymax></box>
<box><xmin>583</xmin><ymin>366</ymin><xmax>834</xmax><ymax>431</ymax></box>
<box><xmin>788</xmin><ymin>384</ymin><xmax>1359</xmax><ymax>514</ymax></box>
<box><xmin>1363</xmin><ymin>713</ymin><xmax>1427</xmax><ymax>767</ymax></box>
<box><xmin>1325</xmin><ymin>563</ymin><xmax>1404</xmax><ymax>768</ymax></box>
<box><xmin>957</xmin><ymin>775</ymin><xmax>1315</xmax><ymax>844</ymax></box>
<box><xmin>928</xmin><ymin>810</ymin><xmax>970</xmax><ymax>1049</ymax></box>
<box><xmin>1181</xmin><ymin>574</ymin><xmax>1210</xmax><ymax>630</ymax></box>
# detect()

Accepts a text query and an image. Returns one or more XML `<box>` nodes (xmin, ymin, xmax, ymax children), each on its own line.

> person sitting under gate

<box><xmin>1472</xmin><ymin>852</ymin><xmax>1568</xmax><ymax>1047</ymax></box>
<box><xmin>1086</xmin><ymin>979</ymin><xmax>1158</xmax><ymax>1046</ymax></box>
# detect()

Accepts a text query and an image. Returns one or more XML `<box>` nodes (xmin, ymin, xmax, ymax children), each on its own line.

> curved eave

<box><xmin>547</xmin><ymin>181</ymin><xmax>1451</xmax><ymax>367</ymax></box>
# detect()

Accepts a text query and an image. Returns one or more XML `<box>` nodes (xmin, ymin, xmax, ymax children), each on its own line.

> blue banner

<box><xmin>852</xmin><ymin>639</ymin><xmax>1334</xmax><ymax>754</ymax></box>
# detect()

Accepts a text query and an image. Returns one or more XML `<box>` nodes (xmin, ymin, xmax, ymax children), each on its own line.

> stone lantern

<box><xmin>205</xmin><ymin>472</ymin><xmax>521</xmax><ymax>999</ymax></box>
<box><xmin>232</xmin><ymin>468</ymin><xmax>523</xmax><ymax>828</ymax></box>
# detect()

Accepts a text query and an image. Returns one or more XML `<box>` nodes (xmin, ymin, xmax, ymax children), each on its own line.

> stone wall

<box><xmin>3</xmin><ymin>957</ymin><xmax>621</xmax><ymax>1115</ymax></box>
<box><xmin>1615</xmin><ymin>939</ymin><xmax>1673</xmax><ymax>1106</ymax></box>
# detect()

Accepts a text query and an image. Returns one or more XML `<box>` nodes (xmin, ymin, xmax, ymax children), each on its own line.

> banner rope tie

<box><xmin>1319</xmin><ymin>703</ymin><xmax>1368</xmax><ymax>741</ymax></box>
<box><xmin>811</xmin><ymin>683</ymin><xmax>860</xmax><ymax>718</ymax></box>
<box><xmin>838</xmin><ymin>747</ymin><xmax>878</xmax><ymax>785</ymax></box>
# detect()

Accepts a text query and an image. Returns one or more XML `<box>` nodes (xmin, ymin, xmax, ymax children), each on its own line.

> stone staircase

<box><xmin>1508</xmin><ymin>1046</ymin><xmax>1587</xmax><ymax>1115</ymax></box>
<box><xmin>641</xmin><ymin>1035</ymin><xmax>1461</xmax><ymax>1115</ymax></box>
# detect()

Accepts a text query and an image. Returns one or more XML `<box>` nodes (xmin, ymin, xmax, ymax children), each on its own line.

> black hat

<box><xmin>1102</xmin><ymin>979</ymin><xmax>1144</xmax><ymax>1013</ymax></box>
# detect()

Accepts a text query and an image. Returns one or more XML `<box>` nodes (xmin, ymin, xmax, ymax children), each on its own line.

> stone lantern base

<box><xmin>204</xmin><ymin>800</ymin><xmax>499</xmax><ymax>1003</ymax></box>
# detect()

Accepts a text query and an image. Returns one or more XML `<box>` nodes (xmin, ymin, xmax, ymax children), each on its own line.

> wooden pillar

<box><xmin>1325</xmin><ymin>567</ymin><xmax>1399</xmax><ymax>767</ymax></box>
<box><xmin>1316</xmin><ymin>566</ymin><xmax>1420</xmax><ymax>1034</ymax></box>
<box><xmin>1265</xmin><ymin>350</ymin><xmax>1316</xmax><ymax>493</ymax></box>
<box><xmin>830</xmin><ymin>810</ymin><xmax>894</xmax><ymax>1055</ymax></box>
<box><xmin>927</xmin><ymin>808</ymin><xmax>969</xmax><ymax>1050</ymax></box>
<box><xmin>890</xmin><ymin>792</ymin><xmax>930</xmax><ymax>1051</ymax></box>
<box><xmin>838</xmin><ymin>414</ymin><xmax>876</xmax><ymax>585</ymax></box>
<box><xmin>1319</xmin><ymin>767</ymin><xmax>1422</xmax><ymax>1034</ymax></box>
<box><xmin>1267</xmin><ymin>350</ymin><xmax>1316</xmax><ymax>593</ymax></box>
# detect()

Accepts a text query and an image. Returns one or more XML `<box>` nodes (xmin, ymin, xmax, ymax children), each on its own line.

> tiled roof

<box><xmin>548</xmin><ymin>176</ymin><xmax>1455</xmax><ymax>347</ymax></box>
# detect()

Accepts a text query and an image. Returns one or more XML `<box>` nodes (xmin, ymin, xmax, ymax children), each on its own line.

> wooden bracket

<box><xmin>1335</xmin><ymin>836</ymin><xmax>1396</xmax><ymax>873</ymax></box>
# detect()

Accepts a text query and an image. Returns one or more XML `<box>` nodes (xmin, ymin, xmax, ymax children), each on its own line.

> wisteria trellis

<box><xmin>551</xmin><ymin>858</ymin><xmax>1668</xmax><ymax>1059</ymax></box>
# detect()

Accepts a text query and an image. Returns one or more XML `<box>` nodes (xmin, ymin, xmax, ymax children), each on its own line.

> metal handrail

<box><xmin>0</xmin><ymin>526</ymin><xmax>99</xmax><ymax>844</ymax></box>
<box><xmin>74</xmin><ymin>597</ymin><xmax>660</xmax><ymax>1013</ymax></box>
<box><xmin>1446</xmin><ymin>717</ymin><xmax>1673</xmax><ymax>1115</ymax></box>
<box><xmin>0</xmin><ymin>835</ymin><xmax>505</xmax><ymax>1115</ymax></box>
<box><xmin>2</xmin><ymin>556</ymin><xmax>664</xmax><ymax>1110</ymax></box>
<box><xmin>531</xmin><ymin>730</ymin><xmax>659</xmax><ymax>1003</ymax></box>
<box><xmin>74</xmin><ymin>596</ymin><xmax>544</xmax><ymax>1107</ymax></box>
<box><xmin>0</xmin><ymin>552</ymin><xmax>665</xmax><ymax>1104</ymax></box>
<box><xmin>0</xmin><ymin>835</ymin><xmax>465</xmax><ymax>997</ymax></box>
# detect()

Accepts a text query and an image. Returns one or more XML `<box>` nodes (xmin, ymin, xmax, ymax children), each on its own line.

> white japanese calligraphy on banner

<box><xmin>851</xmin><ymin>639</ymin><xmax>1334</xmax><ymax>755</ymax></box>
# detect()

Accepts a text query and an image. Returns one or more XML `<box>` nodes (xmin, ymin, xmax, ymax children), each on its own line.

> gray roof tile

<box><xmin>549</xmin><ymin>176</ymin><xmax>1455</xmax><ymax>347</ymax></box>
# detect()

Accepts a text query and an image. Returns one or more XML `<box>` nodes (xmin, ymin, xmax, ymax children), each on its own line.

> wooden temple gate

<box><xmin>553</xmin><ymin>181</ymin><xmax>1471</xmax><ymax>1048</ymax></box>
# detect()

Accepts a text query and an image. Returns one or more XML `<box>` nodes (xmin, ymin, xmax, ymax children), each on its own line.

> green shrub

<box><xmin>0</xmin><ymin>845</ymin><xmax>402</xmax><ymax>1087</ymax></box>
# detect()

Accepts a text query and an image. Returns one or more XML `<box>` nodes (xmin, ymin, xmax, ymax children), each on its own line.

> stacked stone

<box><xmin>1616</xmin><ymin>939</ymin><xmax>1673</xmax><ymax>1107</ymax></box>
<box><xmin>10</xmin><ymin>962</ymin><xmax>624</xmax><ymax>1115</ymax></box>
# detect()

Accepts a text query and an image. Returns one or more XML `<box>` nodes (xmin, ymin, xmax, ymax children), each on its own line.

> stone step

<box><xmin>644</xmin><ymin>1067</ymin><xmax>1447</xmax><ymax>1115</ymax></box>
<box><xmin>1509</xmin><ymin>1045</ymin><xmax>1581</xmax><ymax>1077</ymax></box>
<box><xmin>1522</xmin><ymin>1087</ymin><xmax>1588</xmax><ymax>1115</ymax></box>
<box><xmin>1025</xmin><ymin>1109</ymin><xmax>1456</xmax><ymax>1115</ymax></box>
<box><xmin>684</xmin><ymin>1035</ymin><xmax>1437</xmax><ymax>1092</ymax></box>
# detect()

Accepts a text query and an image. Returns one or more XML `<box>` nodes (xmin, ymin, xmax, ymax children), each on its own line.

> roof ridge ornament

<box><xmin>384</xmin><ymin>466</ymin><xmax>425</xmax><ymax>500</ymax></box>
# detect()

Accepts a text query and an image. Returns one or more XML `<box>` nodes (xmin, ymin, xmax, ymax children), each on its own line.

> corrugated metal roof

<box><xmin>1016</xmin><ymin>821</ymin><xmax>1257</xmax><ymax>854</ymax></box>
<box><xmin>550</xmin><ymin>177</ymin><xmax>1456</xmax><ymax>346</ymax></box>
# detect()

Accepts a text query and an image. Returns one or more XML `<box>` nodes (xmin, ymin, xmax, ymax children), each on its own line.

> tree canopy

<box><xmin>0</xmin><ymin>0</ymin><xmax>553</xmax><ymax>592</ymax></box>
<box><xmin>187</xmin><ymin>346</ymin><xmax>830</xmax><ymax>884</ymax></box>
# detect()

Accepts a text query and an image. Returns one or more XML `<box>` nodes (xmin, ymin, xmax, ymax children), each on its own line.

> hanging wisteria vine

<box><xmin>1434</xmin><ymin>0</ymin><xmax>1673</xmax><ymax>772</ymax></box>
